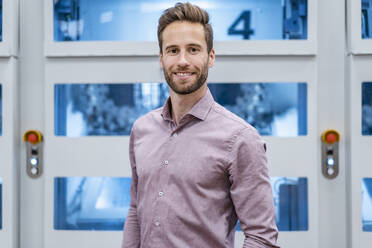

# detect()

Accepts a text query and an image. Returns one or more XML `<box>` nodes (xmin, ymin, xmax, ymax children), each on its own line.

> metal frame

<box><xmin>43</xmin><ymin>55</ymin><xmax>318</xmax><ymax>247</ymax></box>
<box><xmin>0</xmin><ymin>0</ymin><xmax>18</xmax><ymax>57</ymax></box>
<box><xmin>9</xmin><ymin>0</ymin><xmax>354</xmax><ymax>247</ymax></box>
<box><xmin>347</xmin><ymin>0</ymin><xmax>372</xmax><ymax>246</ymax></box>
<box><xmin>0</xmin><ymin>58</ymin><xmax>19</xmax><ymax>248</ymax></box>
<box><xmin>349</xmin><ymin>57</ymin><xmax>372</xmax><ymax>248</ymax></box>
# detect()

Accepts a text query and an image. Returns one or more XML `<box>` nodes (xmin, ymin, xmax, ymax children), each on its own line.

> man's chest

<box><xmin>134</xmin><ymin>130</ymin><xmax>230</xmax><ymax>191</ymax></box>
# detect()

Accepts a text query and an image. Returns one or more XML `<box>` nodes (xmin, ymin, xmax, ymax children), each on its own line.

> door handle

<box><xmin>321</xmin><ymin>129</ymin><xmax>340</xmax><ymax>179</ymax></box>
<box><xmin>23</xmin><ymin>130</ymin><xmax>43</xmax><ymax>179</ymax></box>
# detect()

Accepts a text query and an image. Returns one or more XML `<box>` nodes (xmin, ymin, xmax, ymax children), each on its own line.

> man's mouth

<box><xmin>173</xmin><ymin>71</ymin><xmax>194</xmax><ymax>80</ymax></box>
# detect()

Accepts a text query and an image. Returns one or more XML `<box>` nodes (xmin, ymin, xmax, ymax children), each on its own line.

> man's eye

<box><xmin>170</xmin><ymin>49</ymin><xmax>177</xmax><ymax>54</ymax></box>
<box><xmin>190</xmin><ymin>47</ymin><xmax>198</xmax><ymax>53</ymax></box>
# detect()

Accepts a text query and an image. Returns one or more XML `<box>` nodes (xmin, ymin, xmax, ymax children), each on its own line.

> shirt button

<box><xmin>164</xmin><ymin>160</ymin><xmax>169</xmax><ymax>165</ymax></box>
<box><xmin>159</xmin><ymin>191</ymin><xmax>164</xmax><ymax>197</ymax></box>
<box><xmin>154</xmin><ymin>221</ymin><xmax>160</xmax><ymax>226</ymax></box>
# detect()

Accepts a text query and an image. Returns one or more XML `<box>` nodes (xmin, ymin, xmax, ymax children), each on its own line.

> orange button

<box><xmin>27</xmin><ymin>133</ymin><xmax>38</xmax><ymax>143</ymax></box>
<box><xmin>321</xmin><ymin>129</ymin><xmax>340</xmax><ymax>144</ymax></box>
<box><xmin>326</xmin><ymin>132</ymin><xmax>337</xmax><ymax>144</ymax></box>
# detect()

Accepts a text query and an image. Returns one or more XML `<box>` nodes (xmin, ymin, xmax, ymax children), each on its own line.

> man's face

<box><xmin>159</xmin><ymin>21</ymin><xmax>215</xmax><ymax>95</ymax></box>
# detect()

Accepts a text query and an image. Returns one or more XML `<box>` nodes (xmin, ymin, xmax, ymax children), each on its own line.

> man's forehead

<box><xmin>162</xmin><ymin>21</ymin><xmax>206</xmax><ymax>47</ymax></box>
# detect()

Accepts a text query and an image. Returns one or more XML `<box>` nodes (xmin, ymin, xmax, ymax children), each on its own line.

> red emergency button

<box><xmin>325</xmin><ymin>132</ymin><xmax>337</xmax><ymax>143</ymax></box>
<box><xmin>27</xmin><ymin>133</ymin><xmax>38</xmax><ymax>143</ymax></box>
<box><xmin>23</xmin><ymin>130</ymin><xmax>43</xmax><ymax>144</ymax></box>
<box><xmin>321</xmin><ymin>130</ymin><xmax>340</xmax><ymax>144</ymax></box>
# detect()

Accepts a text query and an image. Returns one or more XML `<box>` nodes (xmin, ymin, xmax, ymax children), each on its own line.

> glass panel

<box><xmin>210</xmin><ymin>83</ymin><xmax>307</xmax><ymax>136</ymax></box>
<box><xmin>271</xmin><ymin>177</ymin><xmax>308</xmax><ymax>231</ymax></box>
<box><xmin>54</xmin><ymin>83</ymin><xmax>169</xmax><ymax>136</ymax></box>
<box><xmin>55</xmin><ymin>83</ymin><xmax>307</xmax><ymax>137</ymax></box>
<box><xmin>362</xmin><ymin>178</ymin><xmax>372</xmax><ymax>231</ymax></box>
<box><xmin>54</xmin><ymin>177</ymin><xmax>131</xmax><ymax>230</ymax></box>
<box><xmin>0</xmin><ymin>177</ymin><xmax>2</xmax><ymax>230</ymax></box>
<box><xmin>54</xmin><ymin>0</ymin><xmax>308</xmax><ymax>42</ymax></box>
<box><xmin>0</xmin><ymin>84</ymin><xmax>2</xmax><ymax>136</ymax></box>
<box><xmin>362</xmin><ymin>0</ymin><xmax>372</xmax><ymax>39</ymax></box>
<box><xmin>362</xmin><ymin>82</ymin><xmax>372</xmax><ymax>135</ymax></box>
<box><xmin>55</xmin><ymin>176</ymin><xmax>308</xmax><ymax>231</ymax></box>
<box><xmin>237</xmin><ymin>177</ymin><xmax>308</xmax><ymax>232</ymax></box>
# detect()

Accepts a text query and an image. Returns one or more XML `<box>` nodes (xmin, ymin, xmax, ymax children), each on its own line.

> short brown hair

<box><xmin>157</xmin><ymin>2</ymin><xmax>213</xmax><ymax>54</ymax></box>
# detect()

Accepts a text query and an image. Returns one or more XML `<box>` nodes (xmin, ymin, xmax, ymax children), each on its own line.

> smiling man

<box><xmin>122</xmin><ymin>2</ymin><xmax>279</xmax><ymax>248</ymax></box>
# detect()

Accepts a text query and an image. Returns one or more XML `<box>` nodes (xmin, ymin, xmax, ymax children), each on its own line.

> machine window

<box><xmin>271</xmin><ymin>177</ymin><xmax>308</xmax><ymax>231</ymax></box>
<box><xmin>362</xmin><ymin>178</ymin><xmax>372</xmax><ymax>231</ymax></box>
<box><xmin>237</xmin><ymin>177</ymin><xmax>308</xmax><ymax>231</ymax></box>
<box><xmin>54</xmin><ymin>177</ymin><xmax>131</xmax><ymax>230</ymax></box>
<box><xmin>53</xmin><ymin>0</ymin><xmax>308</xmax><ymax>42</ymax></box>
<box><xmin>54</xmin><ymin>83</ymin><xmax>307</xmax><ymax>137</ymax></box>
<box><xmin>362</xmin><ymin>0</ymin><xmax>372</xmax><ymax>39</ymax></box>
<box><xmin>54</xmin><ymin>176</ymin><xmax>308</xmax><ymax>231</ymax></box>
<box><xmin>362</xmin><ymin>82</ymin><xmax>372</xmax><ymax>135</ymax></box>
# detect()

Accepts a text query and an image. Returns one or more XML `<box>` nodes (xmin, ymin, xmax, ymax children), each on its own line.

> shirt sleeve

<box><xmin>228</xmin><ymin>128</ymin><xmax>280</xmax><ymax>248</ymax></box>
<box><xmin>122</xmin><ymin>128</ymin><xmax>141</xmax><ymax>248</ymax></box>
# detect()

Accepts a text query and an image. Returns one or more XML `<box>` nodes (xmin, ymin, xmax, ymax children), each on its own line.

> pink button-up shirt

<box><xmin>122</xmin><ymin>88</ymin><xmax>279</xmax><ymax>248</ymax></box>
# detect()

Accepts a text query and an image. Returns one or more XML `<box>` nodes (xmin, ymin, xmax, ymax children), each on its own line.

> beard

<box><xmin>163</xmin><ymin>60</ymin><xmax>209</xmax><ymax>95</ymax></box>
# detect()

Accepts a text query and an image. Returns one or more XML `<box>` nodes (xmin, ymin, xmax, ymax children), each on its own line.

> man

<box><xmin>122</xmin><ymin>2</ymin><xmax>279</xmax><ymax>248</ymax></box>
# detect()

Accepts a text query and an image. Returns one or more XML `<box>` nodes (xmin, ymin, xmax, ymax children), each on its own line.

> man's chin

<box><xmin>171</xmin><ymin>87</ymin><xmax>194</xmax><ymax>95</ymax></box>
<box><xmin>169</xmin><ymin>80</ymin><xmax>192</xmax><ymax>91</ymax></box>
<box><xmin>170</xmin><ymin>83</ymin><xmax>206</xmax><ymax>95</ymax></box>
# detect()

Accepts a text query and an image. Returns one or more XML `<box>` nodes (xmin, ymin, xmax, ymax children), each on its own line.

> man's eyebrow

<box><xmin>188</xmin><ymin>43</ymin><xmax>202</xmax><ymax>48</ymax></box>
<box><xmin>164</xmin><ymin>43</ymin><xmax>202</xmax><ymax>51</ymax></box>
<box><xmin>164</xmin><ymin>45</ymin><xmax>178</xmax><ymax>50</ymax></box>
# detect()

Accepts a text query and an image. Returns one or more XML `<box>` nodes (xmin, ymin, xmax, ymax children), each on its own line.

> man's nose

<box><xmin>176</xmin><ymin>50</ymin><xmax>190</xmax><ymax>67</ymax></box>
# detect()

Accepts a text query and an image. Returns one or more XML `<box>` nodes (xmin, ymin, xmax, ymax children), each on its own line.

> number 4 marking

<box><xmin>228</xmin><ymin>11</ymin><xmax>254</xmax><ymax>40</ymax></box>
<box><xmin>228</xmin><ymin>10</ymin><xmax>254</xmax><ymax>40</ymax></box>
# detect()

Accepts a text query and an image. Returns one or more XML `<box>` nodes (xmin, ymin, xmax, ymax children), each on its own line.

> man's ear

<box><xmin>208</xmin><ymin>48</ymin><xmax>215</xmax><ymax>68</ymax></box>
<box><xmin>159</xmin><ymin>52</ymin><xmax>163</xmax><ymax>69</ymax></box>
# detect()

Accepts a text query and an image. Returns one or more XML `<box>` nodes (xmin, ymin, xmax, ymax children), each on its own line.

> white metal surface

<box><xmin>0</xmin><ymin>0</ymin><xmax>19</xmax><ymax>57</ymax></box>
<box><xmin>0</xmin><ymin>58</ymin><xmax>19</xmax><ymax>248</ymax></box>
<box><xmin>347</xmin><ymin>0</ymin><xmax>372</xmax><ymax>246</ymax></box>
<box><xmin>43</xmin><ymin>55</ymin><xmax>318</xmax><ymax>248</ymax></box>
<box><xmin>19</xmin><ymin>0</ymin><xmax>45</xmax><ymax>247</ymax></box>
<box><xmin>4</xmin><ymin>0</ymin><xmax>368</xmax><ymax>247</ymax></box>
<box><xmin>317</xmin><ymin>0</ymin><xmax>347</xmax><ymax>247</ymax></box>
<box><xmin>350</xmin><ymin>57</ymin><xmax>372</xmax><ymax>248</ymax></box>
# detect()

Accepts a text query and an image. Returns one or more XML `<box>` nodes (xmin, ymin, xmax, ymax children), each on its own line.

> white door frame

<box><xmin>9</xmin><ymin>0</ymin><xmax>364</xmax><ymax>247</ymax></box>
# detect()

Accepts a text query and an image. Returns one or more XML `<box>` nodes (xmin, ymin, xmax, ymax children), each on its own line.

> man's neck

<box><xmin>169</xmin><ymin>84</ymin><xmax>207</xmax><ymax>125</ymax></box>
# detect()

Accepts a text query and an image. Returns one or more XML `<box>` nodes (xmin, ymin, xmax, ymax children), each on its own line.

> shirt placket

<box><xmin>146</xmin><ymin>120</ymin><xmax>181</xmax><ymax>245</ymax></box>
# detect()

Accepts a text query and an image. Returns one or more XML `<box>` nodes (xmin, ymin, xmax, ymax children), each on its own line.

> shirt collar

<box><xmin>161</xmin><ymin>87</ymin><xmax>214</xmax><ymax>122</ymax></box>
<box><xmin>161</xmin><ymin>97</ymin><xmax>173</xmax><ymax>122</ymax></box>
